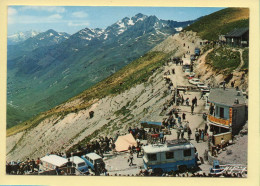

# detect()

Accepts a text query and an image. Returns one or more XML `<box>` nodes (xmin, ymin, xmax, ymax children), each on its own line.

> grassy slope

<box><xmin>205</xmin><ymin>47</ymin><xmax>241</xmax><ymax>74</ymax></box>
<box><xmin>7</xmin><ymin>51</ymin><xmax>170</xmax><ymax>137</ymax></box>
<box><xmin>241</xmin><ymin>48</ymin><xmax>249</xmax><ymax>70</ymax></box>
<box><xmin>184</xmin><ymin>8</ymin><xmax>249</xmax><ymax>40</ymax></box>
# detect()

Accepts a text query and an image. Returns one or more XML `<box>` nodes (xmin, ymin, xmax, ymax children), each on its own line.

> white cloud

<box><xmin>72</xmin><ymin>11</ymin><xmax>88</xmax><ymax>18</ymax></box>
<box><xmin>20</xmin><ymin>6</ymin><xmax>66</xmax><ymax>13</ymax></box>
<box><xmin>68</xmin><ymin>21</ymin><xmax>90</xmax><ymax>27</ymax></box>
<box><xmin>48</xmin><ymin>14</ymin><xmax>62</xmax><ymax>19</ymax></box>
<box><xmin>8</xmin><ymin>7</ymin><xmax>18</xmax><ymax>16</ymax></box>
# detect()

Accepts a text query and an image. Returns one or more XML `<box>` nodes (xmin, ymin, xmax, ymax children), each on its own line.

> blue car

<box><xmin>69</xmin><ymin>156</ymin><xmax>89</xmax><ymax>174</ymax></box>
<box><xmin>81</xmin><ymin>153</ymin><xmax>105</xmax><ymax>171</ymax></box>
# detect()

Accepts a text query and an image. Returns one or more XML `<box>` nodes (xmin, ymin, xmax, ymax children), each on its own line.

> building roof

<box><xmin>84</xmin><ymin>153</ymin><xmax>102</xmax><ymax>160</ymax></box>
<box><xmin>142</xmin><ymin>144</ymin><xmax>194</xmax><ymax>154</ymax></box>
<box><xmin>70</xmin><ymin>156</ymin><xmax>85</xmax><ymax>164</ymax></box>
<box><xmin>41</xmin><ymin>154</ymin><xmax>68</xmax><ymax>167</ymax></box>
<box><xmin>208</xmin><ymin>88</ymin><xmax>245</xmax><ymax>106</ymax></box>
<box><xmin>225</xmin><ymin>28</ymin><xmax>249</xmax><ymax>38</ymax></box>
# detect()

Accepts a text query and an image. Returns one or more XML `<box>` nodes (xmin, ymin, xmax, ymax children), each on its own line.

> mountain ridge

<box><xmin>7</xmin><ymin>13</ymin><xmax>194</xmax><ymax>128</ymax></box>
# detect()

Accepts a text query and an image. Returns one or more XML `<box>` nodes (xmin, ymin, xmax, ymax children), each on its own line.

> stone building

<box><xmin>225</xmin><ymin>28</ymin><xmax>249</xmax><ymax>47</ymax></box>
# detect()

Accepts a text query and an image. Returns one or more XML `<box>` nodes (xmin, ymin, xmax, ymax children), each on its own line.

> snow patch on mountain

<box><xmin>128</xmin><ymin>19</ymin><xmax>134</xmax><ymax>25</ymax></box>
<box><xmin>175</xmin><ymin>27</ymin><xmax>183</xmax><ymax>31</ymax></box>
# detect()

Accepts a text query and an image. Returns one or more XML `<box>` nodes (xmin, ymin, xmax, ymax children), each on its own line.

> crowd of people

<box><xmin>6</xmin><ymin>157</ymin><xmax>41</xmax><ymax>175</ymax></box>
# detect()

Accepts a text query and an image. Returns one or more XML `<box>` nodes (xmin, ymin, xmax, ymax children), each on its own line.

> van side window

<box><xmin>183</xmin><ymin>149</ymin><xmax>191</xmax><ymax>157</ymax></box>
<box><xmin>166</xmin><ymin>151</ymin><xmax>174</xmax><ymax>159</ymax></box>
<box><xmin>148</xmin><ymin>154</ymin><xmax>157</xmax><ymax>161</ymax></box>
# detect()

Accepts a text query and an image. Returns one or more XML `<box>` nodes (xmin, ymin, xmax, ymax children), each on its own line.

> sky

<box><xmin>8</xmin><ymin>6</ymin><xmax>225</xmax><ymax>35</ymax></box>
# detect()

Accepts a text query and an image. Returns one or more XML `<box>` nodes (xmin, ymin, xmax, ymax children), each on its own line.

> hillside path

<box><xmin>234</xmin><ymin>49</ymin><xmax>244</xmax><ymax>71</ymax></box>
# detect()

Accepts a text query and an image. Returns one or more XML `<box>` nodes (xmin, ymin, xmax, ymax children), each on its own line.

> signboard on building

<box><xmin>208</xmin><ymin>115</ymin><xmax>229</xmax><ymax>126</ymax></box>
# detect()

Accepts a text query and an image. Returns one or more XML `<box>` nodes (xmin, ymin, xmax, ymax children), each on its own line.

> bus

<box><xmin>142</xmin><ymin>139</ymin><xmax>197</xmax><ymax>174</ymax></box>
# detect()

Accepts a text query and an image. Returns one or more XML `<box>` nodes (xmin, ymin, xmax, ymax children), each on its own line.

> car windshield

<box><xmin>95</xmin><ymin>159</ymin><xmax>103</xmax><ymax>164</ymax></box>
<box><xmin>78</xmin><ymin>162</ymin><xmax>86</xmax><ymax>167</ymax></box>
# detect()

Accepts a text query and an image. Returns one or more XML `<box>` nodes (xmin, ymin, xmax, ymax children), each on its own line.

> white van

<box><xmin>69</xmin><ymin>156</ymin><xmax>89</xmax><ymax>174</ymax></box>
<box><xmin>81</xmin><ymin>153</ymin><xmax>104</xmax><ymax>171</ymax></box>
<box><xmin>41</xmin><ymin>154</ymin><xmax>68</xmax><ymax>171</ymax></box>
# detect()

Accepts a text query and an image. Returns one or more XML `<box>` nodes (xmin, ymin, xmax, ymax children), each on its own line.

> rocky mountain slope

<box><xmin>6</xmin><ymin>30</ymin><xmax>204</xmax><ymax>160</ymax></box>
<box><xmin>7</xmin><ymin>13</ymin><xmax>194</xmax><ymax>128</ymax></box>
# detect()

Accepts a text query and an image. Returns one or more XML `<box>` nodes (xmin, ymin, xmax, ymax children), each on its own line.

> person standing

<box><xmin>182</xmin><ymin>113</ymin><xmax>186</xmax><ymax>121</ymax></box>
<box><xmin>181</xmin><ymin>129</ymin><xmax>184</xmax><ymax>139</ymax></box>
<box><xmin>191</xmin><ymin>105</ymin><xmax>194</xmax><ymax>115</ymax></box>
<box><xmin>177</xmin><ymin>129</ymin><xmax>181</xmax><ymax>140</ymax></box>
<box><xmin>36</xmin><ymin>157</ymin><xmax>41</xmax><ymax>171</ymax></box>
<box><xmin>201</xmin><ymin>129</ymin><xmax>204</xmax><ymax>142</ymax></box>
<box><xmin>221</xmin><ymin>138</ymin><xmax>225</xmax><ymax>150</ymax></box>
<box><xmin>186</xmin><ymin>98</ymin><xmax>189</xmax><ymax>106</ymax></box>
<box><xmin>159</xmin><ymin>130</ymin><xmax>164</xmax><ymax>143</ymax></box>
<box><xmin>129</xmin><ymin>152</ymin><xmax>134</xmax><ymax>166</ymax></box>
<box><xmin>178</xmin><ymin>116</ymin><xmax>181</xmax><ymax>124</ymax></box>
<box><xmin>187</xmin><ymin>127</ymin><xmax>192</xmax><ymax>140</ymax></box>
<box><xmin>66</xmin><ymin>158</ymin><xmax>72</xmax><ymax>175</ymax></box>
<box><xmin>194</xmin><ymin>96</ymin><xmax>197</xmax><ymax>106</ymax></box>
<box><xmin>204</xmin><ymin>123</ymin><xmax>208</xmax><ymax>135</ymax></box>
<box><xmin>195</xmin><ymin>129</ymin><xmax>200</xmax><ymax>143</ymax></box>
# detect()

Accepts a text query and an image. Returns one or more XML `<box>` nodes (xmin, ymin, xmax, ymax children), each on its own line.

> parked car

<box><xmin>187</xmin><ymin>73</ymin><xmax>195</xmax><ymax>80</ymax></box>
<box><xmin>184</xmin><ymin>69</ymin><xmax>191</xmax><ymax>75</ymax></box>
<box><xmin>81</xmin><ymin>153</ymin><xmax>105</xmax><ymax>171</ymax></box>
<box><xmin>195</xmin><ymin>48</ymin><xmax>201</xmax><ymax>56</ymax></box>
<box><xmin>190</xmin><ymin>55</ymin><xmax>195</xmax><ymax>61</ymax></box>
<box><xmin>182</xmin><ymin>65</ymin><xmax>190</xmax><ymax>72</ymax></box>
<box><xmin>197</xmin><ymin>83</ymin><xmax>208</xmax><ymax>90</ymax></box>
<box><xmin>69</xmin><ymin>156</ymin><xmax>89</xmax><ymax>174</ymax></box>
<box><xmin>188</xmin><ymin>78</ymin><xmax>201</xmax><ymax>85</ymax></box>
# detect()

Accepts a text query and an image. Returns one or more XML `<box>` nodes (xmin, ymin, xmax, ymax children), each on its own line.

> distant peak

<box><xmin>134</xmin><ymin>13</ymin><xmax>146</xmax><ymax>18</ymax></box>
<box><xmin>45</xmin><ymin>29</ymin><xmax>57</xmax><ymax>34</ymax></box>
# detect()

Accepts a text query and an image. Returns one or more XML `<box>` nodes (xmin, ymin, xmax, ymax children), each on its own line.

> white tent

<box><xmin>115</xmin><ymin>133</ymin><xmax>137</xmax><ymax>152</ymax></box>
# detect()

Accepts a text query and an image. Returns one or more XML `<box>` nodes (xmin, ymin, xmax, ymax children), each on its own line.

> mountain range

<box><xmin>7</xmin><ymin>30</ymin><xmax>40</xmax><ymax>45</ymax></box>
<box><xmin>7</xmin><ymin>13</ymin><xmax>194</xmax><ymax>128</ymax></box>
<box><xmin>6</xmin><ymin>8</ymin><xmax>249</xmax><ymax>161</ymax></box>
